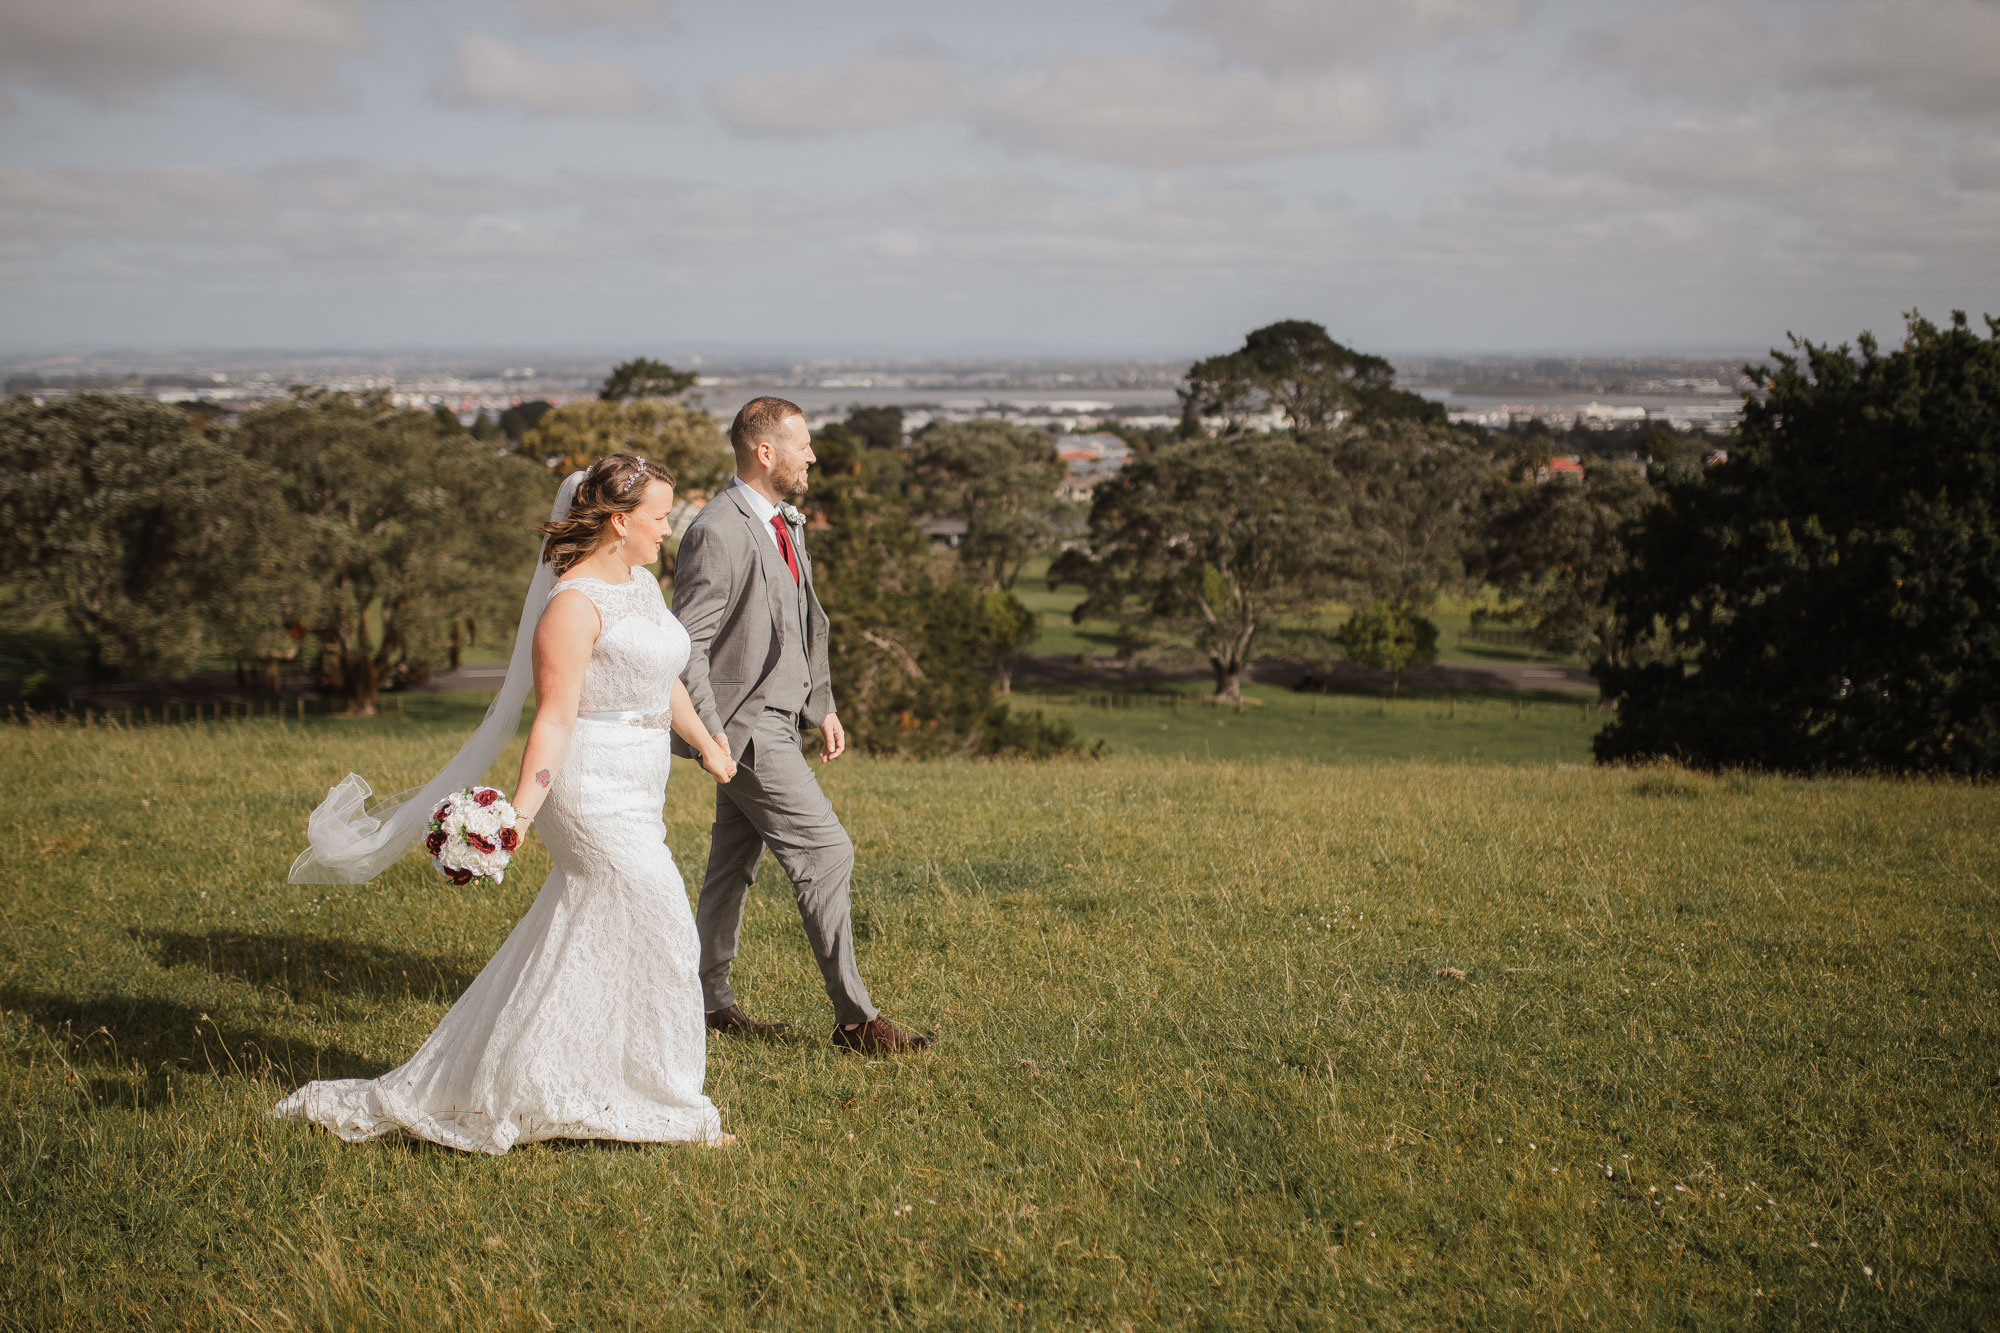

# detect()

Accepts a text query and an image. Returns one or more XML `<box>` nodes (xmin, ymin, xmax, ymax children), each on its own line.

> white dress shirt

<box><xmin>731</xmin><ymin>475</ymin><xmax>788</xmax><ymax>556</ymax></box>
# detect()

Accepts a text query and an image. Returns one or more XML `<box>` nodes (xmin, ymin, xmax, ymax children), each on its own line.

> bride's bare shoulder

<box><xmin>537</xmin><ymin>583</ymin><xmax>603</xmax><ymax>648</ymax></box>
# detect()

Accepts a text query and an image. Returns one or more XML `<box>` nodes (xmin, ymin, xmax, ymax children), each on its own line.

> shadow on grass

<box><xmin>130</xmin><ymin>929</ymin><xmax>480</xmax><ymax>1004</ymax></box>
<box><xmin>0</xmin><ymin>986</ymin><xmax>385</xmax><ymax>1091</ymax></box>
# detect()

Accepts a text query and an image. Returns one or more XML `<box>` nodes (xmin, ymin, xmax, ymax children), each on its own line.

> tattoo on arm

<box><xmin>535</xmin><ymin>769</ymin><xmax>551</xmax><ymax>788</ymax></box>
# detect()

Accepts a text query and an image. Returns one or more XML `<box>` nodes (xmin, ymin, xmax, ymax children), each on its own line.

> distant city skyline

<box><xmin>3</xmin><ymin>0</ymin><xmax>1995</xmax><ymax>356</ymax></box>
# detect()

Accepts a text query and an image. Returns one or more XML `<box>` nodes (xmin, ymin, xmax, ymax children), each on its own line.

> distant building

<box><xmin>919</xmin><ymin>516</ymin><xmax>968</xmax><ymax>549</ymax></box>
<box><xmin>1057</xmin><ymin>431</ymin><xmax>1131</xmax><ymax>499</ymax></box>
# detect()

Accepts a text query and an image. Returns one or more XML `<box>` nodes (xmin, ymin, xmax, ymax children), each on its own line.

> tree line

<box><xmin>5</xmin><ymin>310</ymin><xmax>1995</xmax><ymax>774</ymax></box>
<box><xmin>1050</xmin><ymin>312</ymin><xmax>2000</xmax><ymax>775</ymax></box>
<box><xmin>0</xmin><ymin>361</ymin><xmax>1080</xmax><ymax>757</ymax></box>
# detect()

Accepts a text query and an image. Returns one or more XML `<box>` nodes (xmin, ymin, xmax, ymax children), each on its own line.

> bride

<box><xmin>275</xmin><ymin>455</ymin><xmax>740</xmax><ymax>1153</ymax></box>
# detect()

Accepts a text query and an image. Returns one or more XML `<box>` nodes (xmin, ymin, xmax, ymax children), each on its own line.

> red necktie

<box><xmin>771</xmin><ymin>514</ymin><xmax>800</xmax><ymax>584</ymax></box>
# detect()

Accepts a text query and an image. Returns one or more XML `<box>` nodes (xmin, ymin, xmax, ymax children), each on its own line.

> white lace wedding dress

<box><xmin>273</xmin><ymin>573</ymin><xmax>724</xmax><ymax>1153</ymax></box>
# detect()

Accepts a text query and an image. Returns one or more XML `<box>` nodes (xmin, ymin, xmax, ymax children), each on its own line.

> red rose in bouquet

<box><xmin>427</xmin><ymin>786</ymin><xmax>519</xmax><ymax>885</ymax></box>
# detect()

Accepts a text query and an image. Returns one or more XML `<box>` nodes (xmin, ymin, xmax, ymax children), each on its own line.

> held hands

<box><xmin>701</xmin><ymin>732</ymin><xmax>737</xmax><ymax>784</ymax></box>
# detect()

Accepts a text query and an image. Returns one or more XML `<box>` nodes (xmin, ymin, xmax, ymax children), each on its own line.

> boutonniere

<box><xmin>778</xmin><ymin>502</ymin><xmax>804</xmax><ymax>527</ymax></box>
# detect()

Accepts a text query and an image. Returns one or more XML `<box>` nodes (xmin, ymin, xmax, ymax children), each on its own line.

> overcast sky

<box><xmin>2</xmin><ymin>0</ymin><xmax>1996</xmax><ymax>357</ymax></box>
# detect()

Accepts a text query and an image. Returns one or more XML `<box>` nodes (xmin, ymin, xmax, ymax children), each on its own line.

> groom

<box><xmin>671</xmin><ymin>396</ymin><xmax>934</xmax><ymax>1054</ymax></box>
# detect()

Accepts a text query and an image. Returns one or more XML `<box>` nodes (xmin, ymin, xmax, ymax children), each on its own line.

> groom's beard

<box><xmin>778</xmin><ymin>465</ymin><xmax>810</xmax><ymax>500</ymax></box>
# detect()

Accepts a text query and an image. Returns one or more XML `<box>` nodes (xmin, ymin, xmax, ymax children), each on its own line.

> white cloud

<box><xmin>971</xmin><ymin>59</ymin><xmax>1405</xmax><ymax>167</ymax></box>
<box><xmin>0</xmin><ymin>165</ymin><xmax>272</xmax><ymax>238</ymax></box>
<box><xmin>1414</xmin><ymin>108</ymin><xmax>2000</xmax><ymax>301</ymax></box>
<box><xmin>708</xmin><ymin>44</ymin><xmax>1405</xmax><ymax>166</ymax></box>
<box><xmin>522</xmin><ymin>0</ymin><xmax>675</xmax><ymax>18</ymax></box>
<box><xmin>1545</xmin><ymin>112</ymin><xmax>1934</xmax><ymax>197</ymax></box>
<box><xmin>1164</xmin><ymin>0</ymin><xmax>1535</xmax><ymax>69</ymax></box>
<box><xmin>439</xmin><ymin>34</ymin><xmax>669</xmax><ymax>118</ymax></box>
<box><xmin>912</xmin><ymin>171</ymin><xmax>1354</xmax><ymax>273</ymax></box>
<box><xmin>1956</xmin><ymin>138</ymin><xmax>2000</xmax><ymax>191</ymax></box>
<box><xmin>1589</xmin><ymin>0</ymin><xmax>2000</xmax><ymax>123</ymax></box>
<box><xmin>707</xmin><ymin>39</ymin><xmax>956</xmax><ymax>135</ymax></box>
<box><xmin>0</xmin><ymin>0</ymin><xmax>366</xmax><ymax>108</ymax></box>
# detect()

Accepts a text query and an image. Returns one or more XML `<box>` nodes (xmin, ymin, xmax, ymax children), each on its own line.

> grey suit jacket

<box><xmin>670</xmin><ymin>484</ymin><xmax>835</xmax><ymax>758</ymax></box>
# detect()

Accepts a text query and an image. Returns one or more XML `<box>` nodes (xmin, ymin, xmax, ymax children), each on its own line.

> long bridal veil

<box><xmin>288</xmin><ymin>467</ymin><xmax>589</xmax><ymax>885</ymax></box>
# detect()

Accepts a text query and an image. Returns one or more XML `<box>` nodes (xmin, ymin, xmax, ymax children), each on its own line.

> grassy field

<box><xmin>1011</xmin><ymin>680</ymin><xmax>1603</xmax><ymax>767</ymax></box>
<box><xmin>1018</xmin><ymin>560</ymin><xmax>1579</xmax><ymax>669</ymax></box>
<box><xmin>3</xmin><ymin>707</ymin><xmax>1997</xmax><ymax>1329</ymax></box>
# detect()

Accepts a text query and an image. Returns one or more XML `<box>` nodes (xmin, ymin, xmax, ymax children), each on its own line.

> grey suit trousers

<box><xmin>696</xmin><ymin>707</ymin><xmax>876</xmax><ymax>1026</ymax></box>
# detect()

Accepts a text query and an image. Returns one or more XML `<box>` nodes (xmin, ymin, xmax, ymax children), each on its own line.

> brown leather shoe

<box><xmin>706</xmin><ymin>1004</ymin><xmax>792</xmax><ymax>1040</ymax></box>
<box><xmin>831</xmin><ymin>1015</ymin><xmax>935</xmax><ymax>1054</ymax></box>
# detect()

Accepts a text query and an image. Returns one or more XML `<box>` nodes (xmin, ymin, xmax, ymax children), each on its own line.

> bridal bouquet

<box><xmin>426</xmin><ymin>786</ymin><xmax>520</xmax><ymax>884</ymax></box>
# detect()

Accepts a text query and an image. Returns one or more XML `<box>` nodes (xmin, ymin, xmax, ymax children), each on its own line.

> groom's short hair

<box><xmin>730</xmin><ymin>396</ymin><xmax>804</xmax><ymax>461</ymax></box>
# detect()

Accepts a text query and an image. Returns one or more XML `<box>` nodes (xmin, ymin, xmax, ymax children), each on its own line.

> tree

<box><xmin>0</xmin><ymin>394</ymin><xmax>286</xmax><ymax>683</ymax></box>
<box><xmin>1596</xmin><ymin>310</ymin><xmax>2000</xmax><ymax>774</ymax></box>
<box><xmin>234</xmin><ymin>392</ymin><xmax>552</xmax><ymax>715</ymax></box>
<box><xmin>804</xmin><ymin>470</ymin><xmax>1002</xmax><ymax>755</ymax></box>
<box><xmin>430</xmin><ymin>403</ymin><xmax>465</xmax><ymax>435</ymax></box>
<box><xmin>845</xmin><ymin>405</ymin><xmax>905</xmax><ymax>451</ymax></box>
<box><xmin>521</xmin><ymin>398</ymin><xmax>732</xmax><ymax>493</ymax></box>
<box><xmin>1334</xmin><ymin>600</ymin><xmax>1438</xmax><ymax>695</ymax></box>
<box><xmin>599</xmin><ymin>357</ymin><xmax>697</xmax><ymax>402</ymax></box>
<box><xmin>1320</xmin><ymin>419</ymin><xmax>1492</xmax><ymax>606</ymax></box>
<box><xmin>498</xmin><ymin>399</ymin><xmax>552</xmax><ymax>447</ymax></box>
<box><xmin>1179</xmin><ymin>320</ymin><xmax>1395</xmax><ymax>435</ymax></box>
<box><xmin>910</xmin><ymin>419</ymin><xmax>1068</xmax><ymax>590</ymax></box>
<box><xmin>1483</xmin><ymin>464</ymin><xmax>1657</xmax><ymax>659</ymax></box>
<box><xmin>1052</xmin><ymin>435</ymin><xmax>1349</xmax><ymax>700</ymax></box>
<box><xmin>973</xmin><ymin>588</ymin><xmax>1037</xmax><ymax>694</ymax></box>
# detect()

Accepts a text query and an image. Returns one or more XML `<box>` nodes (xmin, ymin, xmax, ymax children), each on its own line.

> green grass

<box><xmin>1019</xmin><ymin>562</ymin><xmax>1578</xmax><ymax>669</ymax></box>
<box><xmin>3</xmin><ymin>715</ymin><xmax>1997</xmax><ymax>1329</ymax></box>
<box><xmin>1013</xmin><ymin>679</ymin><xmax>1603</xmax><ymax>766</ymax></box>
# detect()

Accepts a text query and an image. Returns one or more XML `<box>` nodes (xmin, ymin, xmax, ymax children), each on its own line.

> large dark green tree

<box><xmin>1053</xmin><ymin>436</ymin><xmax>1349</xmax><ymax>700</ymax></box>
<box><xmin>598</xmin><ymin>357</ymin><xmax>697</xmax><ymax>402</ymax></box>
<box><xmin>234</xmin><ymin>391</ymin><xmax>552</xmax><ymax>714</ymax></box>
<box><xmin>804</xmin><ymin>463</ymin><xmax>1064</xmax><ymax>755</ymax></box>
<box><xmin>1321</xmin><ymin>419</ymin><xmax>1493</xmax><ymax>605</ymax></box>
<box><xmin>910</xmin><ymin>419</ymin><xmax>1069</xmax><ymax>591</ymax></box>
<box><xmin>1178</xmin><ymin>320</ymin><xmax>1438</xmax><ymax>435</ymax></box>
<box><xmin>845</xmin><ymin>405</ymin><xmax>905</xmax><ymax>452</ymax></box>
<box><xmin>1484</xmin><ymin>463</ymin><xmax>1657</xmax><ymax>659</ymax></box>
<box><xmin>1596</xmin><ymin>311</ymin><xmax>2000</xmax><ymax>774</ymax></box>
<box><xmin>0</xmin><ymin>394</ymin><xmax>286</xmax><ymax>682</ymax></box>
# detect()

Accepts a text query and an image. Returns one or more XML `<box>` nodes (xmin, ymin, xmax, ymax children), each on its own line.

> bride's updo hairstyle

<box><xmin>539</xmin><ymin>454</ymin><xmax>676</xmax><ymax>575</ymax></box>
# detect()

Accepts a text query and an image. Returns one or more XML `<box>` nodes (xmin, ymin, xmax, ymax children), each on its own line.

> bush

<box><xmin>1595</xmin><ymin>311</ymin><xmax>2000</xmax><ymax>774</ymax></box>
<box><xmin>972</xmin><ymin>703</ymin><xmax>1100</xmax><ymax>759</ymax></box>
<box><xmin>1334</xmin><ymin>600</ymin><xmax>1439</xmax><ymax>694</ymax></box>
